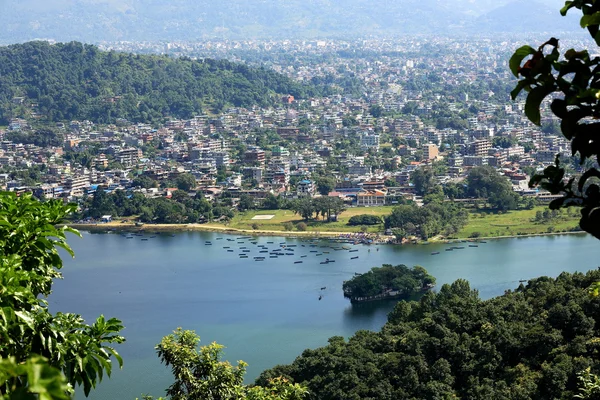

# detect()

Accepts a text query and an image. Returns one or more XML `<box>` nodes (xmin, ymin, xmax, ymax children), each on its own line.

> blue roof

<box><xmin>300</xmin><ymin>179</ymin><xmax>312</xmax><ymax>184</ymax></box>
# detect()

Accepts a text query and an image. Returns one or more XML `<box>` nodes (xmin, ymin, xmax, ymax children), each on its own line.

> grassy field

<box><xmin>204</xmin><ymin>205</ymin><xmax>581</xmax><ymax>238</ymax></box>
<box><xmin>204</xmin><ymin>206</ymin><xmax>395</xmax><ymax>233</ymax></box>
<box><xmin>456</xmin><ymin>207</ymin><xmax>581</xmax><ymax>239</ymax></box>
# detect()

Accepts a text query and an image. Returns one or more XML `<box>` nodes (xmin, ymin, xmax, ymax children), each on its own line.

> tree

<box><xmin>238</xmin><ymin>194</ymin><xmax>255</xmax><ymax>212</ymax></box>
<box><xmin>296</xmin><ymin>222</ymin><xmax>307</xmax><ymax>231</ymax></box>
<box><xmin>148</xmin><ymin>328</ymin><xmax>307</xmax><ymax>400</ymax></box>
<box><xmin>316</xmin><ymin>177</ymin><xmax>336</xmax><ymax>196</ymax></box>
<box><xmin>0</xmin><ymin>192</ymin><xmax>124</xmax><ymax>398</ymax></box>
<box><xmin>263</xmin><ymin>193</ymin><xmax>280</xmax><ymax>210</ymax></box>
<box><xmin>411</xmin><ymin>167</ymin><xmax>439</xmax><ymax>196</ymax></box>
<box><xmin>176</xmin><ymin>174</ymin><xmax>197</xmax><ymax>192</ymax></box>
<box><xmin>510</xmin><ymin>5</ymin><xmax>600</xmax><ymax>239</ymax></box>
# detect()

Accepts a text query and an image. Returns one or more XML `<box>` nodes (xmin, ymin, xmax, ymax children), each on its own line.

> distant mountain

<box><xmin>0</xmin><ymin>41</ymin><xmax>326</xmax><ymax>124</ymax></box>
<box><xmin>473</xmin><ymin>0</ymin><xmax>580</xmax><ymax>33</ymax></box>
<box><xmin>0</xmin><ymin>0</ymin><xmax>579</xmax><ymax>42</ymax></box>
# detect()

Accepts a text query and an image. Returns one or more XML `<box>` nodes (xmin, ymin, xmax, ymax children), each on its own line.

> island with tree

<box><xmin>342</xmin><ymin>264</ymin><xmax>435</xmax><ymax>303</ymax></box>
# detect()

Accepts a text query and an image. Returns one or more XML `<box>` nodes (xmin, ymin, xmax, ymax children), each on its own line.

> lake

<box><xmin>49</xmin><ymin>231</ymin><xmax>600</xmax><ymax>399</ymax></box>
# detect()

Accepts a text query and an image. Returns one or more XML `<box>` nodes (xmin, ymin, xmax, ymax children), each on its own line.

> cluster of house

<box><xmin>0</xmin><ymin>36</ymin><xmax>576</xmax><ymax>208</ymax></box>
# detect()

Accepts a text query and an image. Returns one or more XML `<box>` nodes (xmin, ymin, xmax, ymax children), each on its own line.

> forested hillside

<box><xmin>258</xmin><ymin>271</ymin><xmax>600</xmax><ymax>399</ymax></box>
<box><xmin>0</xmin><ymin>41</ymin><xmax>327</xmax><ymax>124</ymax></box>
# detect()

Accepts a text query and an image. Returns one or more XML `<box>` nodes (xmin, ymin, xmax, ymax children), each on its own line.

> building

<box><xmin>63</xmin><ymin>175</ymin><xmax>90</xmax><ymax>197</ymax></box>
<box><xmin>472</xmin><ymin>139</ymin><xmax>491</xmax><ymax>156</ymax></box>
<box><xmin>242</xmin><ymin>167</ymin><xmax>264</xmax><ymax>183</ymax></box>
<box><xmin>118</xmin><ymin>148</ymin><xmax>142</xmax><ymax>167</ymax></box>
<box><xmin>356</xmin><ymin>189</ymin><xmax>387</xmax><ymax>206</ymax></box>
<box><xmin>360</xmin><ymin>132</ymin><xmax>380</xmax><ymax>151</ymax></box>
<box><xmin>244</xmin><ymin>149</ymin><xmax>266</xmax><ymax>165</ymax></box>
<box><xmin>422</xmin><ymin>143</ymin><xmax>439</xmax><ymax>161</ymax></box>
<box><xmin>297</xmin><ymin>179</ymin><xmax>315</xmax><ymax>197</ymax></box>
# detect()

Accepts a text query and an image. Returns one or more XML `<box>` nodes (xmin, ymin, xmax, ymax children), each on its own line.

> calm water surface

<box><xmin>49</xmin><ymin>231</ymin><xmax>600</xmax><ymax>399</ymax></box>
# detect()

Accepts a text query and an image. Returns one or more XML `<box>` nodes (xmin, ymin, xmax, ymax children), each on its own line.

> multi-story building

<box><xmin>356</xmin><ymin>189</ymin><xmax>387</xmax><ymax>206</ymax></box>
<box><xmin>422</xmin><ymin>143</ymin><xmax>439</xmax><ymax>161</ymax></box>
<box><xmin>63</xmin><ymin>175</ymin><xmax>90</xmax><ymax>197</ymax></box>
<box><xmin>472</xmin><ymin>139</ymin><xmax>491</xmax><ymax>157</ymax></box>
<box><xmin>117</xmin><ymin>148</ymin><xmax>142</xmax><ymax>167</ymax></box>
<box><xmin>242</xmin><ymin>167</ymin><xmax>264</xmax><ymax>184</ymax></box>
<box><xmin>244</xmin><ymin>148</ymin><xmax>266</xmax><ymax>165</ymax></box>
<box><xmin>297</xmin><ymin>179</ymin><xmax>315</xmax><ymax>197</ymax></box>
<box><xmin>360</xmin><ymin>132</ymin><xmax>380</xmax><ymax>151</ymax></box>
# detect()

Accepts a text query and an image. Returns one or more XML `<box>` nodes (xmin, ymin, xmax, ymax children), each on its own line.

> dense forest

<box><xmin>258</xmin><ymin>270</ymin><xmax>600</xmax><ymax>399</ymax></box>
<box><xmin>342</xmin><ymin>264</ymin><xmax>435</xmax><ymax>301</ymax></box>
<box><xmin>0</xmin><ymin>41</ymin><xmax>330</xmax><ymax>125</ymax></box>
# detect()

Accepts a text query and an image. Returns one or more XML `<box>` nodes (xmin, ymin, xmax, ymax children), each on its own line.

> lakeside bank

<box><xmin>67</xmin><ymin>221</ymin><xmax>586</xmax><ymax>243</ymax></box>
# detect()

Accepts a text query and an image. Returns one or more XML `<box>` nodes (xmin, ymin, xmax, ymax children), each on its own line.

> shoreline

<box><xmin>66</xmin><ymin>222</ymin><xmax>586</xmax><ymax>242</ymax></box>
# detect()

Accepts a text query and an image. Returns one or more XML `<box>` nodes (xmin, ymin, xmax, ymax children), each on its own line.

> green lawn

<box><xmin>205</xmin><ymin>205</ymin><xmax>581</xmax><ymax>237</ymax></box>
<box><xmin>207</xmin><ymin>206</ymin><xmax>395</xmax><ymax>233</ymax></box>
<box><xmin>456</xmin><ymin>207</ymin><xmax>581</xmax><ymax>239</ymax></box>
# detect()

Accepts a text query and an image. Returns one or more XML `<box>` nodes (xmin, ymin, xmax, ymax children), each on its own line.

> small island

<box><xmin>343</xmin><ymin>264</ymin><xmax>435</xmax><ymax>303</ymax></box>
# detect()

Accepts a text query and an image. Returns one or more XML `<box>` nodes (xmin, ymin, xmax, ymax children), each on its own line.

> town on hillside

<box><xmin>0</xmin><ymin>36</ymin><xmax>580</xmax><ymax>232</ymax></box>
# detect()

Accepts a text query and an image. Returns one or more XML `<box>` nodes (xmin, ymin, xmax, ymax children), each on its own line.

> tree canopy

<box><xmin>0</xmin><ymin>41</ymin><xmax>330</xmax><ymax>125</ymax></box>
<box><xmin>0</xmin><ymin>192</ymin><xmax>124</xmax><ymax>398</ymax></box>
<box><xmin>342</xmin><ymin>264</ymin><xmax>435</xmax><ymax>300</ymax></box>
<box><xmin>143</xmin><ymin>328</ymin><xmax>307</xmax><ymax>400</ymax></box>
<box><xmin>258</xmin><ymin>271</ymin><xmax>600</xmax><ymax>399</ymax></box>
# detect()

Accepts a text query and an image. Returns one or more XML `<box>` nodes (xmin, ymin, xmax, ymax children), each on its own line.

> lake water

<box><xmin>49</xmin><ymin>231</ymin><xmax>600</xmax><ymax>399</ymax></box>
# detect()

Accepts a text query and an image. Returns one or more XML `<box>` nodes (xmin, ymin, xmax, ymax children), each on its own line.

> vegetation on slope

<box><xmin>258</xmin><ymin>272</ymin><xmax>600</xmax><ymax>399</ymax></box>
<box><xmin>0</xmin><ymin>41</ymin><xmax>329</xmax><ymax>125</ymax></box>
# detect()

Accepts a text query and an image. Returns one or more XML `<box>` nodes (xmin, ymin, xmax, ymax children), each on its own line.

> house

<box><xmin>356</xmin><ymin>189</ymin><xmax>387</xmax><ymax>206</ymax></box>
<box><xmin>101</xmin><ymin>215</ymin><xmax>112</xmax><ymax>223</ymax></box>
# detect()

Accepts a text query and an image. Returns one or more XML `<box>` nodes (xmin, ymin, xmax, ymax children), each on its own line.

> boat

<box><xmin>321</xmin><ymin>287</ymin><xmax>326</xmax><ymax>290</ymax></box>
<box><xmin>227</xmin><ymin>250</ymin><xmax>234</xmax><ymax>252</ymax></box>
<box><xmin>445</xmin><ymin>248</ymin><xmax>453</xmax><ymax>251</ymax></box>
<box><xmin>259</xmin><ymin>250</ymin><xmax>268</xmax><ymax>253</ymax></box>
<box><xmin>242</xmin><ymin>250</ymin><xmax>250</xmax><ymax>253</ymax></box>
<box><xmin>223</xmin><ymin>246</ymin><xmax>230</xmax><ymax>249</ymax></box>
<box><xmin>519</xmin><ymin>279</ymin><xmax>527</xmax><ymax>283</ymax></box>
<box><xmin>351</xmin><ymin>256</ymin><xmax>359</xmax><ymax>259</ymax></box>
<box><xmin>468</xmin><ymin>245</ymin><xmax>478</xmax><ymax>247</ymax></box>
<box><xmin>141</xmin><ymin>238</ymin><xmax>148</xmax><ymax>241</ymax></box>
<box><xmin>294</xmin><ymin>261</ymin><xmax>303</xmax><ymax>264</ymax></box>
<box><xmin>431</xmin><ymin>252</ymin><xmax>440</xmax><ymax>255</ymax></box>
<box><xmin>349</xmin><ymin>249</ymin><xmax>358</xmax><ymax>253</ymax></box>
<box><xmin>270</xmin><ymin>256</ymin><xmax>278</xmax><ymax>258</ymax></box>
<box><xmin>301</xmin><ymin>255</ymin><xmax>307</xmax><ymax>258</ymax></box>
<box><xmin>318</xmin><ymin>295</ymin><xmax>322</xmax><ymax>300</ymax></box>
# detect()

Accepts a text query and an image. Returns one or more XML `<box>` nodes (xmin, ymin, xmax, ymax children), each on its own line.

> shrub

<box><xmin>469</xmin><ymin>231</ymin><xmax>482</xmax><ymax>238</ymax></box>
<box><xmin>296</xmin><ymin>222</ymin><xmax>307</xmax><ymax>231</ymax></box>
<box><xmin>283</xmin><ymin>222</ymin><xmax>294</xmax><ymax>231</ymax></box>
<box><xmin>251</xmin><ymin>222</ymin><xmax>259</xmax><ymax>230</ymax></box>
<box><xmin>348</xmin><ymin>214</ymin><xmax>382</xmax><ymax>226</ymax></box>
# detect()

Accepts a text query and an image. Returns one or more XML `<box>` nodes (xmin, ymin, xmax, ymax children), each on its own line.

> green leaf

<box><xmin>510</xmin><ymin>80</ymin><xmax>528</xmax><ymax>100</ymax></box>
<box><xmin>525</xmin><ymin>86</ymin><xmax>553</xmax><ymax>125</ymax></box>
<box><xmin>15</xmin><ymin>311</ymin><xmax>35</xmax><ymax>331</ymax></box>
<box><xmin>509</xmin><ymin>45</ymin><xmax>536</xmax><ymax>77</ymax></box>
<box><xmin>560</xmin><ymin>1</ymin><xmax>575</xmax><ymax>16</ymax></box>
<box><xmin>580</xmin><ymin>12</ymin><xmax>600</xmax><ymax>28</ymax></box>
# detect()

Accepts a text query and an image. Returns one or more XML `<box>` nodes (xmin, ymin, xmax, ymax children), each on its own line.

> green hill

<box><xmin>0</xmin><ymin>41</ymin><xmax>326</xmax><ymax>124</ymax></box>
<box><xmin>258</xmin><ymin>271</ymin><xmax>600</xmax><ymax>399</ymax></box>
